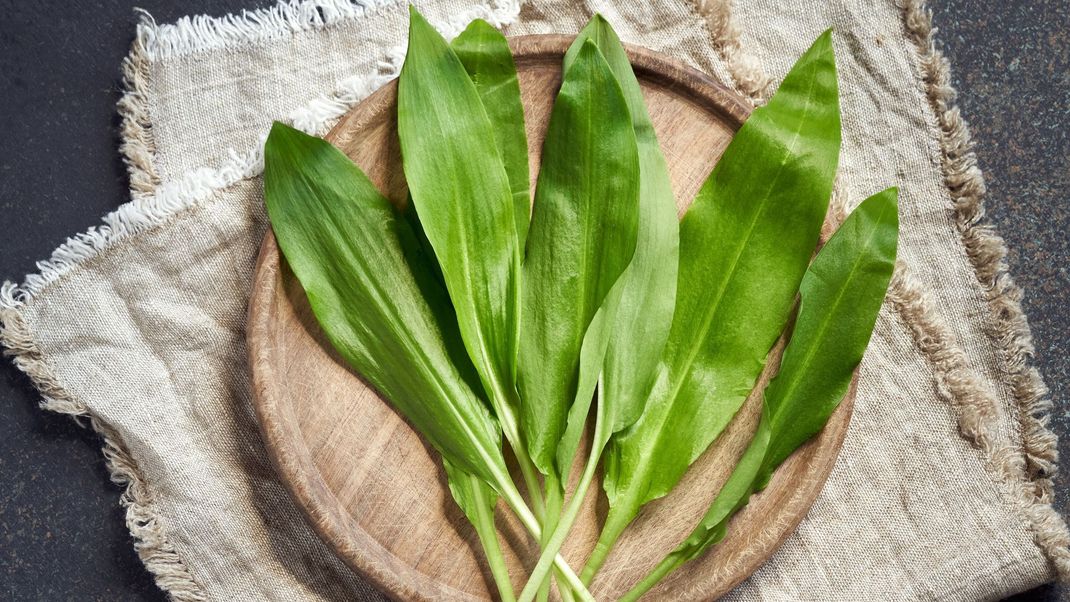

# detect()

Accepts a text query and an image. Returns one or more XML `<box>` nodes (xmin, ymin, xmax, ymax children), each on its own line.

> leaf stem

<box><xmin>495</xmin><ymin>388</ymin><xmax>548</xmax><ymax>521</ymax></box>
<box><xmin>470</xmin><ymin>491</ymin><xmax>516</xmax><ymax>602</ymax></box>
<box><xmin>617</xmin><ymin>553</ymin><xmax>684</xmax><ymax>602</ymax></box>
<box><xmin>481</xmin><ymin>417</ymin><xmax>585</xmax><ymax>600</ymax></box>
<box><xmin>494</xmin><ymin>478</ymin><xmax>593</xmax><ymax>601</ymax></box>
<box><xmin>579</xmin><ymin>503</ymin><xmax>633</xmax><ymax>585</ymax></box>
<box><xmin>556</xmin><ymin>576</ymin><xmax>577</xmax><ymax>602</ymax></box>
<box><xmin>517</xmin><ymin>447</ymin><xmax>601</xmax><ymax>602</ymax></box>
<box><xmin>514</xmin><ymin>442</ymin><xmax>547</xmax><ymax>520</ymax></box>
<box><xmin>536</xmin><ymin>480</ymin><xmax>562</xmax><ymax>602</ymax></box>
<box><xmin>543</xmin><ymin>477</ymin><xmax>579</xmax><ymax>602</ymax></box>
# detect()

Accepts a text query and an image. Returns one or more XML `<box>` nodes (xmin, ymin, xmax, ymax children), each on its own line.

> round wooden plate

<box><xmin>248</xmin><ymin>35</ymin><xmax>854</xmax><ymax>601</ymax></box>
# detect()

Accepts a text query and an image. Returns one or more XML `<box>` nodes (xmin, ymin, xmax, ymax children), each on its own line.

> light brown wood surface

<box><xmin>247</xmin><ymin>35</ymin><xmax>854</xmax><ymax>601</ymax></box>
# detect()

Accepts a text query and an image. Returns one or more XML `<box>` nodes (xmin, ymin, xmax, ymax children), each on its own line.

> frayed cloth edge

<box><xmin>0</xmin><ymin>301</ymin><xmax>209</xmax><ymax>601</ymax></box>
<box><xmin>135</xmin><ymin>0</ymin><xmax>398</xmax><ymax>62</ymax></box>
<box><xmin>1</xmin><ymin>0</ymin><xmax>526</xmax><ymax>309</ymax></box>
<box><xmin>899</xmin><ymin>0</ymin><xmax>1069</xmax><ymax>580</ymax></box>
<box><xmin>3</xmin><ymin>24</ymin><xmax>411</xmax><ymax>308</ymax></box>
<box><xmin>695</xmin><ymin>0</ymin><xmax>1068</xmax><ymax>580</ymax></box>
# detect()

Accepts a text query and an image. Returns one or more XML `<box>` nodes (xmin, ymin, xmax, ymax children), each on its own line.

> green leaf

<box><xmin>555</xmin><ymin>16</ymin><xmax>681</xmax><ymax>475</ymax></box>
<box><xmin>616</xmin><ymin>413</ymin><xmax>770</xmax><ymax>602</ymax></box>
<box><xmin>443</xmin><ymin>460</ymin><xmax>515</xmax><ymax>602</ymax></box>
<box><xmin>618</xmin><ymin>188</ymin><xmax>899</xmax><ymax>602</ymax></box>
<box><xmin>588</xmin><ymin>30</ymin><xmax>842</xmax><ymax>579</ymax></box>
<box><xmin>517</xmin><ymin>39</ymin><xmax>640</xmax><ymax>477</ymax></box>
<box><xmin>403</xmin><ymin>19</ymin><xmax>529</xmax><ymax>340</ymax></box>
<box><xmin>398</xmin><ymin>7</ymin><xmax>523</xmax><ymax>446</ymax></box>
<box><xmin>451</xmin><ymin>19</ymin><xmax>531</xmax><ymax>247</ymax></box>
<box><xmin>398</xmin><ymin>16</ymin><xmax>592</xmax><ymax>597</ymax></box>
<box><xmin>520</xmin><ymin>17</ymin><xmax>682</xmax><ymax>596</ymax></box>
<box><xmin>263</xmin><ymin>121</ymin><xmax>509</xmax><ymax>491</ymax></box>
<box><xmin>756</xmin><ymin>187</ymin><xmax>899</xmax><ymax>486</ymax></box>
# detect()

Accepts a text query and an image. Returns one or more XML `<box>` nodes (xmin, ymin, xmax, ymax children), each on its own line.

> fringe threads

<box><xmin>0</xmin><ymin>295</ymin><xmax>208</xmax><ymax>601</ymax></box>
<box><xmin>135</xmin><ymin>0</ymin><xmax>398</xmax><ymax>62</ymax></box>
<box><xmin>117</xmin><ymin>0</ymin><xmax>522</xmax><ymax>222</ymax></box>
<box><xmin>692</xmin><ymin>0</ymin><xmax>769</xmax><ymax>101</ymax></box>
<box><xmin>134</xmin><ymin>0</ymin><xmax>521</xmax><ymax>63</ymax></box>
<box><xmin>0</xmin><ymin>0</ymin><xmax>525</xmax><ymax>310</ymax></box>
<box><xmin>117</xmin><ymin>30</ymin><xmax>158</xmax><ymax>200</ymax></box>
<box><xmin>900</xmin><ymin>0</ymin><xmax>1070</xmax><ymax>579</ymax></box>
<box><xmin>0</xmin><ymin>0</ymin><xmax>521</xmax><ymax>598</ymax></box>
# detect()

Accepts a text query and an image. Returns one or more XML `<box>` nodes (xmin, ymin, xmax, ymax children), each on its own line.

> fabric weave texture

<box><xmin>0</xmin><ymin>0</ymin><xmax>1066</xmax><ymax>600</ymax></box>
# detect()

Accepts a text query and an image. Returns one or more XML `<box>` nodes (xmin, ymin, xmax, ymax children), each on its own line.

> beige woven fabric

<box><xmin>1</xmin><ymin>0</ymin><xmax>1066</xmax><ymax>600</ymax></box>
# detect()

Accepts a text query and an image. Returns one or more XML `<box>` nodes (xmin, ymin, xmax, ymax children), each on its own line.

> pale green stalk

<box><xmin>518</xmin><ymin>442</ymin><xmax>601</xmax><ymax>602</ymax></box>
<box><xmin>471</xmin><ymin>496</ymin><xmax>514</xmax><ymax>602</ymax></box>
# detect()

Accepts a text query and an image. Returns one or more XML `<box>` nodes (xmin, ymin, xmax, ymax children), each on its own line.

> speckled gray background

<box><xmin>0</xmin><ymin>1</ymin><xmax>1066</xmax><ymax>600</ymax></box>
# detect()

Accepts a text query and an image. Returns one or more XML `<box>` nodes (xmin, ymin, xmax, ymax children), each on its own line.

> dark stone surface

<box><xmin>0</xmin><ymin>1</ymin><xmax>1064</xmax><ymax>600</ymax></box>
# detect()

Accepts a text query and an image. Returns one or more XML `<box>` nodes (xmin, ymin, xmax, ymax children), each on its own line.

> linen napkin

<box><xmin>2</xmin><ymin>0</ymin><xmax>1066</xmax><ymax>600</ymax></box>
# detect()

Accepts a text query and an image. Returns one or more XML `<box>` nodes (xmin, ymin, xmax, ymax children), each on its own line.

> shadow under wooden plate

<box><xmin>247</xmin><ymin>35</ymin><xmax>854</xmax><ymax>601</ymax></box>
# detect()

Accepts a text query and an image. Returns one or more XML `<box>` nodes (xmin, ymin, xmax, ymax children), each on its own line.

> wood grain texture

<box><xmin>247</xmin><ymin>35</ymin><xmax>854</xmax><ymax>601</ymax></box>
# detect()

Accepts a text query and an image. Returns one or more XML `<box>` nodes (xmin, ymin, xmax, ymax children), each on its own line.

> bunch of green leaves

<box><xmin>263</xmin><ymin>8</ymin><xmax>899</xmax><ymax>601</ymax></box>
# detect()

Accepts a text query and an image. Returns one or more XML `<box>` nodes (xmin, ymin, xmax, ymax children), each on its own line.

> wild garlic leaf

<box><xmin>262</xmin><ymin>122</ymin><xmax>510</xmax><ymax>490</ymax></box>
<box><xmin>517</xmin><ymin>39</ymin><xmax>640</xmax><ymax>477</ymax></box>
<box><xmin>756</xmin><ymin>187</ymin><xmax>899</xmax><ymax>486</ymax></box>
<box><xmin>555</xmin><ymin>16</ymin><xmax>680</xmax><ymax>475</ymax></box>
<box><xmin>512</xmin><ymin>39</ymin><xmax>644</xmax><ymax>602</ymax></box>
<box><xmin>619</xmin><ymin>188</ymin><xmax>899</xmax><ymax>601</ymax></box>
<box><xmin>521</xmin><ymin>19</ymin><xmax>681</xmax><ymax>595</ymax></box>
<box><xmin>592</xmin><ymin>30</ymin><xmax>842</xmax><ymax>576</ymax></box>
<box><xmin>265</xmin><ymin>123</ymin><xmax>591</xmax><ymax>599</ymax></box>
<box><xmin>451</xmin><ymin>19</ymin><xmax>531</xmax><ymax>247</ymax></box>
<box><xmin>398</xmin><ymin>7</ymin><xmax>523</xmax><ymax>445</ymax></box>
<box><xmin>405</xmin><ymin>19</ymin><xmax>529</xmax><ymax>318</ymax></box>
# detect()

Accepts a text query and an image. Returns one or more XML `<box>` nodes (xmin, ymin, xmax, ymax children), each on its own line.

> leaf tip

<box><xmin>265</xmin><ymin>121</ymin><xmax>315</xmax><ymax>153</ymax></box>
<box><xmin>814</xmin><ymin>27</ymin><xmax>834</xmax><ymax>47</ymax></box>
<box><xmin>805</xmin><ymin>28</ymin><xmax>835</xmax><ymax>62</ymax></box>
<box><xmin>583</xmin><ymin>13</ymin><xmax>616</xmax><ymax>47</ymax></box>
<box><xmin>469</xmin><ymin>17</ymin><xmax>494</xmax><ymax>31</ymax></box>
<box><xmin>574</xmin><ymin>35</ymin><xmax>611</xmax><ymax>67</ymax></box>
<box><xmin>267</xmin><ymin>120</ymin><xmax>292</xmax><ymax>140</ymax></box>
<box><xmin>868</xmin><ymin>186</ymin><xmax>900</xmax><ymax>210</ymax></box>
<box><xmin>265</xmin><ymin>121</ymin><xmax>296</xmax><ymax>161</ymax></box>
<box><xmin>407</xmin><ymin>4</ymin><xmax>432</xmax><ymax>33</ymax></box>
<box><xmin>877</xmin><ymin>186</ymin><xmax>901</xmax><ymax>226</ymax></box>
